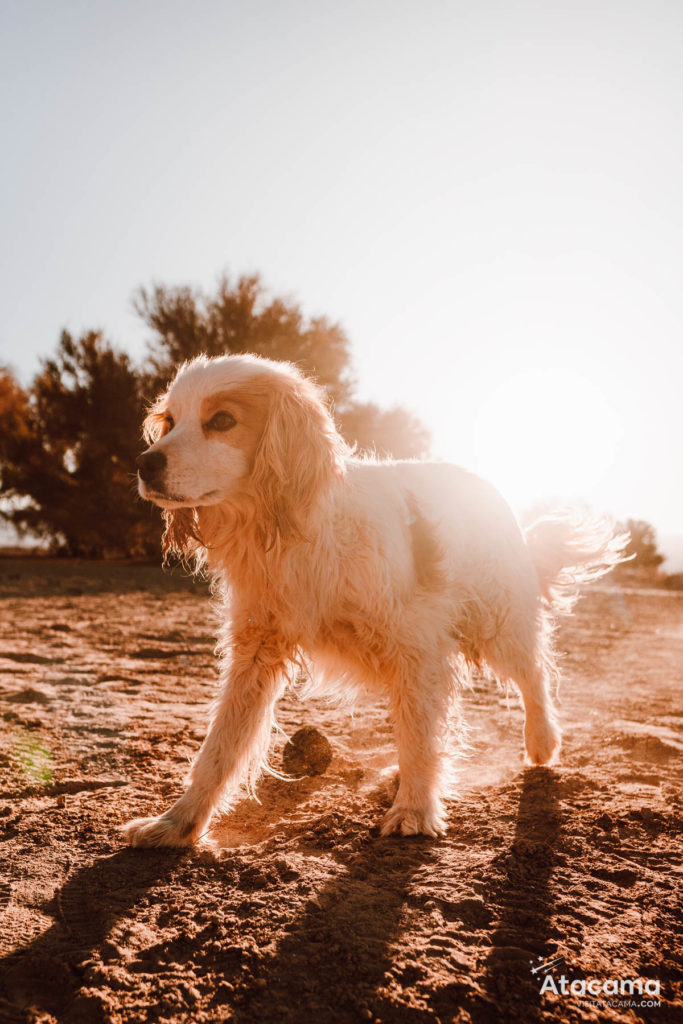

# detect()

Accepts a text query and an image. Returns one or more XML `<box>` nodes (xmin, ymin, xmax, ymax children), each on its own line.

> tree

<box><xmin>135</xmin><ymin>273</ymin><xmax>430</xmax><ymax>459</ymax></box>
<box><xmin>0</xmin><ymin>367</ymin><xmax>32</xmax><ymax>453</ymax></box>
<box><xmin>135</xmin><ymin>274</ymin><xmax>355</xmax><ymax>405</ymax></box>
<box><xmin>0</xmin><ymin>332</ymin><xmax>159</xmax><ymax>558</ymax></box>
<box><xmin>616</xmin><ymin>519</ymin><xmax>664</xmax><ymax>576</ymax></box>
<box><xmin>338</xmin><ymin>401</ymin><xmax>430</xmax><ymax>459</ymax></box>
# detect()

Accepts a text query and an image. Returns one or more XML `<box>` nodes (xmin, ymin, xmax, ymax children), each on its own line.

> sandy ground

<box><xmin>0</xmin><ymin>558</ymin><xmax>681</xmax><ymax>1024</ymax></box>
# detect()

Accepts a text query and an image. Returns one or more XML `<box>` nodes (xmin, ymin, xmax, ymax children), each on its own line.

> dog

<box><xmin>122</xmin><ymin>353</ymin><xmax>628</xmax><ymax>846</ymax></box>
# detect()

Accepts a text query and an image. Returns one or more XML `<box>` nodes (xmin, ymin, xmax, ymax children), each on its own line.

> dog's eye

<box><xmin>164</xmin><ymin>415</ymin><xmax>175</xmax><ymax>433</ymax></box>
<box><xmin>206</xmin><ymin>410</ymin><xmax>236</xmax><ymax>432</ymax></box>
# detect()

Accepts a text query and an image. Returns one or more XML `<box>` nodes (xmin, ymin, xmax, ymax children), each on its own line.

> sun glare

<box><xmin>468</xmin><ymin>369</ymin><xmax>623</xmax><ymax>511</ymax></box>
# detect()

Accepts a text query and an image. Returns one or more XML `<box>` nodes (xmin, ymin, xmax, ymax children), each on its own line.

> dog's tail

<box><xmin>524</xmin><ymin>509</ymin><xmax>631</xmax><ymax>613</ymax></box>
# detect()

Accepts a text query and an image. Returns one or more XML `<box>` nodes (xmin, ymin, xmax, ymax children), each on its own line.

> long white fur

<box><xmin>122</xmin><ymin>354</ymin><xmax>629</xmax><ymax>847</ymax></box>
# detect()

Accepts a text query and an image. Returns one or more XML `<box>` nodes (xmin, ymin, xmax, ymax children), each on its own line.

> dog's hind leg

<box><xmin>514</xmin><ymin>660</ymin><xmax>561</xmax><ymax>765</ymax></box>
<box><xmin>485</xmin><ymin>616</ymin><xmax>561</xmax><ymax>766</ymax></box>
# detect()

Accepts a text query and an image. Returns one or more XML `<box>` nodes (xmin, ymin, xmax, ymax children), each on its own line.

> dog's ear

<box><xmin>140</xmin><ymin>390</ymin><xmax>203</xmax><ymax>565</ymax></box>
<box><xmin>142</xmin><ymin>398</ymin><xmax>171</xmax><ymax>444</ymax></box>
<box><xmin>250</xmin><ymin>373</ymin><xmax>345</xmax><ymax>540</ymax></box>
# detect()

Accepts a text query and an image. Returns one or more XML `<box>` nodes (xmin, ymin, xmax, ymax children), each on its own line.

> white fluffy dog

<box><xmin>122</xmin><ymin>354</ymin><xmax>627</xmax><ymax>847</ymax></box>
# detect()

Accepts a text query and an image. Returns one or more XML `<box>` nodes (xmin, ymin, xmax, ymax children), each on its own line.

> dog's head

<box><xmin>137</xmin><ymin>354</ymin><xmax>346</xmax><ymax>556</ymax></box>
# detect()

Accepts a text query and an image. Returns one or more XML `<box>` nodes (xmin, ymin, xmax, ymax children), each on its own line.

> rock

<box><xmin>282</xmin><ymin>727</ymin><xmax>333</xmax><ymax>777</ymax></box>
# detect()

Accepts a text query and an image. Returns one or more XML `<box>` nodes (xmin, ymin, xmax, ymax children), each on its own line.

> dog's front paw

<box><xmin>121</xmin><ymin>813</ymin><xmax>199</xmax><ymax>849</ymax></box>
<box><xmin>380</xmin><ymin>802</ymin><xmax>446</xmax><ymax>838</ymax></box>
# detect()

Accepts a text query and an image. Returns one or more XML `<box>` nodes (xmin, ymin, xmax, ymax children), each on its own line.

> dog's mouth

<box><xmin>141</xmin><ymin>482</ymin><xmax>222</xmax><ymax>509</ymax></box>
<box><xmin>140</xmin><ymin>483</ymin><xmax>187</xmax><ymax>507</ymax></box>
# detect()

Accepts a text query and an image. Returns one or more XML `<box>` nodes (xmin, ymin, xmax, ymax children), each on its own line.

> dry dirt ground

<box><xmin>0</xmin><ymin>558</ymin><xmax>681</xmax><ymax>1024</ymax></box>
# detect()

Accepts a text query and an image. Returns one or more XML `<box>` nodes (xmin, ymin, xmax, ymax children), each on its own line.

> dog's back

<box><xmin>342</xmin><ymin>458</ymin><xmax>539</xmax><ymax>612</ymax></box>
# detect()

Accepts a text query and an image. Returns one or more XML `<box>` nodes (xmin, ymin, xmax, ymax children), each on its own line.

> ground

<box><xmin>0</xmin><ymin>558</ymin><xmax>681</xmax><ymax>1024</ymax></box>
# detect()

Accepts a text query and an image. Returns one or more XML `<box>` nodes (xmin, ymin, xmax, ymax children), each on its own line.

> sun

<box><xmin>468</xmin><ymin>368</ymin><xmax>622</xmax><ymax>511</ymax></box>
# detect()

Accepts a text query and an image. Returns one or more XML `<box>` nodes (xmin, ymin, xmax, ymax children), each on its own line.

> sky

<box><xmin>1</xmin><ymin>0</ymin><xmax>682</xmax><ymax>556</ymax></box>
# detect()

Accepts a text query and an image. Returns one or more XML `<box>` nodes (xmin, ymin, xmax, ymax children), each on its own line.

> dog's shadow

<box><xmin>0</xmin><ymin>847</ymin><xmax>184</xmax><ymax>1019</ymax></box>
<box><xmin>228</xmin><ymin>832</ymin><xmax>436</xmax><ymax>1023</ymax></box>
<box><xmin>244</xmin><ymin>768</ymin><xmax>564</xmax><ymax>1024</ymax></box>
<box><xmin>0</xmin><ymin>770</ymin><xmax>427</xmax><ymax>1024</ymax></box>
<box><xmin>0</xmin><ymin>835</ymin><xmax>433</xmax><ymax>1024</ymax></box>
<box><xmin>478</xmin><ymin>767</ymin><xmax>563</xmax><ymax>1023</ymax></box>
<box><xmin>0</xmin><ymin>772</ymin><xmax>563</xmax><ymax>1024</ymax></box>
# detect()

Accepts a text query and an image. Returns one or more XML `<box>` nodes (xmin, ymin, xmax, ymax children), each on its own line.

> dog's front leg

<box><xmin>122</xmin><ymin>633</ymin><xmax>287</xmax><ymax>848</ymax></box>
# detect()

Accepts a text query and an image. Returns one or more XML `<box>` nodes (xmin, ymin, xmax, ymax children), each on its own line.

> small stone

<box><xmin>282</xmin><ymin>726</ymin><xmax>333</xmax><ymax>777</ymax></box>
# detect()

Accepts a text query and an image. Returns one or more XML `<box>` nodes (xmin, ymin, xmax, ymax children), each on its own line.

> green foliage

<box><xmin>13</xmin><ymin>733</ymin><xmax>53</xmax><ymax>786</ymax></box>
<box><xmin>0</xmin><ymin>273</ymin><xmax>431</xmax><ymax>557</ymax></box>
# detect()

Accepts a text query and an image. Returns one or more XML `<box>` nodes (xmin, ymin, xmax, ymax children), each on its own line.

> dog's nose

<box><xmin>136</xmin><ymin>450</ymin><xmax>167</xmax><ymax>483</ymax></box>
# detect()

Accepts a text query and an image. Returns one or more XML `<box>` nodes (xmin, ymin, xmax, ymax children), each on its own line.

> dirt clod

<box><xmin>282</xmin><ymin>725</ymin><xmax>333</xmax><ymax>777</ymax></box>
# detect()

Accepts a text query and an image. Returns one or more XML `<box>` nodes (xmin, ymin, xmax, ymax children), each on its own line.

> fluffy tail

<box><xmin>524</xmin><ymin>510</ymin><xmax>631</xmax><ymax>613</ymax></box>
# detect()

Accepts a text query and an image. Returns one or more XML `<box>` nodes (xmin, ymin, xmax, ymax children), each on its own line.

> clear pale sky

<box><xmin>1</xmin><ymin>1</ymin><xmax>682</xmax><ymax>549</ymax></box>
